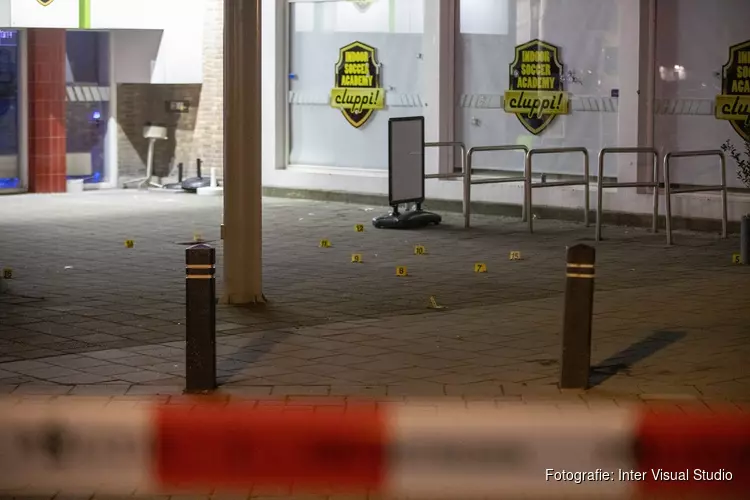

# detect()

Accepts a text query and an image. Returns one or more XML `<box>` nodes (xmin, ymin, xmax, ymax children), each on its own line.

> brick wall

<box><xmin>116</xmin><ymin>0</ymin><xmax>224</xmax><ymax>183</ymax></box>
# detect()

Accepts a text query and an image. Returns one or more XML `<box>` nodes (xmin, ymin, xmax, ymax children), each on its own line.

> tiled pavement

<box><xmin>0</xmin><ymin>190</ymin><xmax>748</xmax><ymax>401</ymax></box>
<box><xmin>0</xmin><ymin>190</ymin><xmax>749</xmax><ymax>499</ymax></box>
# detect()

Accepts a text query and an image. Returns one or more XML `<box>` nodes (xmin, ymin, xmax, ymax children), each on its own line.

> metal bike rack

<box><xmin>423</xmin><ymin>141</ymin><xmax>469</xmax><ymax>219</ymax></box>
<box><xmin>664</xmin><ymin>150</ymin><xmax>728</xmax><ymax>246</ymax></box>
<box><xmin>595</xmin><ymin>147</ymin><xmax>660</xmax><ymax>242</ymax></box>
<box><xmin>464</xmin><ymin>145</ymin><xmax>529</xmax><ymax>228</ymax></box>
<box><xmin>525</xmin><ymin>147</ymin><xmax>590</xmax><ymax>233</ymax></box>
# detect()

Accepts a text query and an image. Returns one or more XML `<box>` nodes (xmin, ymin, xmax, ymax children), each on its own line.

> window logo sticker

<box><xmin>331</xmin><ymin>41</ymin><xmax>385</xmax><ymax>129</ymax></box>
<box><xmin>715</xmin><ymin>39</ymin><xmax>750</xmax><ymax>142</ymax></box>
<box><xmin>504</xmin><ymin>39</ymin><xmax>570</xmax><ymax>135</ymax></box>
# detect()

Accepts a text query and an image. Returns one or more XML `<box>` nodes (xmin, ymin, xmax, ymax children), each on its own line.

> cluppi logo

<box><xmin>37</xmin><ymin>0</ymin><xmax>55</xmax><ymax>6</ymax></box>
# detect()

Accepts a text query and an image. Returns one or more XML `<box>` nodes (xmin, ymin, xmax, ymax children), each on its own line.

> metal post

<box><xmin>596</xmin><ymin>151</ymin><xmax>605</xmax><ymax>242</ymax></box>
<box><xmin>720</xmin><ymin>153</ymin><xmax>728</xmax><ymax>239</ymax></box>
<box><xmin>560</xmin><ymin>244</ymin><xmax>595</xmax><ymax>390</ymax></box>
<box><xmin>177</xmin><ymin>162</ymin><xmax>184</xmax><ymax>183</ymax></box>
<box><xmin>583</xmin><ymin>149</ymin><xmax>590</xmax><ymax>227</ymax></box>
<box><xmin>742</xmin><ymin>216</ymin><xmax>750</xmax><ymax>265</ymax></box>
<box><xmin>664</xmin><ymin>154</ymin><xmax>673</xmax><ymax>245</ymax></box>
<box><xmin>651</xmin><ymin>153</ymin><xmax>659</xmax><ymax>233</ymax></box>
<box><xmin>525</xmin><ymin>153</ymin><xmax>533</xmax><ymax>233</ymax></box>
<box><xmin>464</xmin><ymin>149</ymin><xmax>472</xmax><ymax>228</ymax></box>
<box><xmin>185</xmin><ymin>244</ymin><xmax>217</xmax><ymax>393</ymax></box>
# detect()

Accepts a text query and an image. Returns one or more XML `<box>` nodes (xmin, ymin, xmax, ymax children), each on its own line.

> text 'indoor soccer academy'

<box><xmin>504</xmin><ymin>39</ymin><xmax>569</xmax><ymax>135</ymax></box>
<box><xmin>330</xmin><ymin>41</ymin><xmax>385</xmax><ymax>129</ymax></box>
<box><xmin>715</xmin><ymin>39</ymin><xmax>750</xmax><ymax>141</ymax></box>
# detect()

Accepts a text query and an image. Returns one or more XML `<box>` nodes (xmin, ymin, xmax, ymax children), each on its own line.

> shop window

<box><xmin>0</xmin><ymin>29</ymin><xmax>19</xmax><ymax>190</ymax></box>
<box><xmin>654</xmin><ymin>0</ymin><xmax>750</xmax><ymax>189</ymax></box>
<box><xmin>288</xmin><ymin>0</ymin><xmax>424</xmax><ymax>169</ymax></box>
<box><xmin>456</xmin><ymin>0</ymin><xmax>621</xmax><ymax>177</ymax></box>
<box><xmin>460</xmin><ymin>0</ymin><xmax>509</xmax><ymax>35</ymax></box>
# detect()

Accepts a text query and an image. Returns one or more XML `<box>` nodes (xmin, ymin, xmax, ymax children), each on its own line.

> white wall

<box><xmin>263</xmin><ymin>0</ymin><xmax>749</xmax><ymax>221</ymax></box>
<box><xmin>110</xmin><ymin>0</ymin><xmax>205</xmax><ymax>84</ymax></box>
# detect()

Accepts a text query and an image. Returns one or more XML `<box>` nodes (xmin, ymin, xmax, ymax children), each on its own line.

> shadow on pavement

<box><xmin>589</xmin><ymin>330</ymin><xmax>687</xmax><ymax>386</ymax></box>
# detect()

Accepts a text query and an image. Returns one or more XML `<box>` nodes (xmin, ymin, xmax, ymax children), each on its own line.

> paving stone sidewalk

<box><xmin>0</xmin><ymin>190</ymin><xmax>748</xmax><ymax>401</ymax></box>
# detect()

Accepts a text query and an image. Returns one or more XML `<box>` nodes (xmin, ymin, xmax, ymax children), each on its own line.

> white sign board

<box><xmin>388</xmin><ymin>116</ymin><xmax>425</xmax><ymax>206</ymax></box>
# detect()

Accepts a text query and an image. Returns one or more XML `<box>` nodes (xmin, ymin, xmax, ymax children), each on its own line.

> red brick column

<box><xmin>27</xmin><ymin>29</ymin><xmax>67</xmax><ymax>193</ymax></box>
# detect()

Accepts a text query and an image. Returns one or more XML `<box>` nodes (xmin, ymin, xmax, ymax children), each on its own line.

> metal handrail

<box><xmin>595</xmin><ymin>147</ymin><xmax>660</xmax><ymax>241</ymax></box>
<box><xmin>465</xmin><ymin>145</ymin><xmax>529</xmax><ymax>228</ymax></box>
<box><xmin>525</xmin><ymin>147</ymin><xmax>590</xmax><ymax>233</ymax></box>
<box><xmin>664</xmin><ymin>150</ymin><xmax>728</xmax><ymax>245</ymax></box>
<box><xmin>424</xmin><ymin>141</ymin><xmax>469</xmax><ymax>219</ymax></box>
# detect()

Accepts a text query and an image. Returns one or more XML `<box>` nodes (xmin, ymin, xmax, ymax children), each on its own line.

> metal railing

<box><xmin>423</xmin><ymin>141</ymin><xmax>469</xmax><ymax>219</ymax></box>
<box><xmin>595</xmin><ymin>147</ymin><xmax>660</xmax><ymax>241</ymax></box>
<box><xmin>664</xmin><ymin>149</ymin><xmax>728</xmax><ymax>246</ymax></box>
<box><xmin>465</xmin><ymin>145</ymin><xmax>529</xmax><ymax>228</ymax></box>
<box><xmin>525</xmin><ymin>147</ymin><xmax>590</xmax><ymax>233</ymax></box>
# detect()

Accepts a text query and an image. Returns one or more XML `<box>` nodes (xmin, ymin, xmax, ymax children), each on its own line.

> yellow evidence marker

<box><xmin>396</xmin><ymin>266</ymin><xmax>408</xmax><ymax>277</ymax></box>
<box><xmin>474</xmin><ymin>263</ymin><xmax>487</xmax><ymax>273</ymax></box>
<box><xmin>2</xmin><ymin>268</ymin><xmax>12</xmax><ymax>279</ymax></box>
<box><xmin>355</xmin><ymin>224</ymin><xmax>365</xmax><ymax>232</ymax></box>
<box><xmin>351</xmin><ymin>254</ymin><xmax>363</xmax><ymax>263</ymax></box>
<box><xmin>509</xmin><ymin>251</ymin><xmax>522</xmax><ymax>261</ymax></box>
<box><xmin>428</xmin><ymin>296</ymin><xmax>446</xmax><ymax>310</ymax></box>
<box><xmin>732</xmin><ymin>253</ymin><xmax>742</xmax><ymax>265</ymax></box>
<box><xmin>124</xmin><ymin>240</ymin><xmax>135</xmax><ymax>248</ymax></box>
<box><xmin>414</xmin><ymin>245</ymin><xmax>426</xmax><ymax>255</ymax></box>
<box><xmin>319</xmin><ymin>239</ymin><xmax>332</xmax><ymax>248</ymax></box>
<box><xmin>193</xmin><ymin>233</ymin><xmax>204</xmax><ymax>242</ymax></box>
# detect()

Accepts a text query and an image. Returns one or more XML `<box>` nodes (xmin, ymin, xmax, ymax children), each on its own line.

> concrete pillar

<box><xmin>221</xmin><ymin>0</ymin><xmax>264</xmax><ymax>304</ymax></box>
<box><xmin>422</xmin><ymin>0</ymin><xmax>456</xmax><ymax>174</ymax></box>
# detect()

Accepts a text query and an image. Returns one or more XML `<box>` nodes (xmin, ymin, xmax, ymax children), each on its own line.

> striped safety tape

<box><xmin>0</xmin><ymin>400</ymin><xmax>747</xmax><ymax>498</ymax></box>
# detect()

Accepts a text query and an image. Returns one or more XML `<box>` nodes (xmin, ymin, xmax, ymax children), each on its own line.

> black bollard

<box><xmin>177</xmin><ymin>162</ymin><xmax>184</xmax><ymax>182</ymax></box>
<box><xmin>185</xmin><ymin>244</ymin><xmax>217</xmax><ymax>393</ymax></box>
<box><xmin>560</xmin><ymin>244</ymin><xmax>596</xmax><ymax>390</ymax></box>
<box><xmin>741</xmin><ymin>216</ymin><xmax>749</xmax><ymax>265</ymax></box>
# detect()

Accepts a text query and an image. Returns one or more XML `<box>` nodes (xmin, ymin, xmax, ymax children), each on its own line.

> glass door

<box><xmin>66</xmin><ymin>30</ymin><xmax>110</xmax><ymax>185</ymax></box>
<box><xmin>0</xmin><ymin>29</ymin><xmax>20</xmax><ymax>192</ymax></box>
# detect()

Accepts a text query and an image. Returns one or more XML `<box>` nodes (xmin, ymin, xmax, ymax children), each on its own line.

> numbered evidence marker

<box><xmin>124</xmin><ymin>240</ymin><xmax>135</xmax><ymax>248</ymax></box>
<box><xmin>355</xmin><ymin>224</ymin><xmax>365</xmax><ymax>232</ymax></box>
<box><xmin>732</xmin><ymin>253</ymin><xmax>742</xmax><ymax>265</ymax></box>
<box><xmin>396</xmin><ymin>266</ymin><xmax>408</xmax><ymax>277</ymax></box>
<box><xmin>509</xmin><ymin>250</ymin><xmax>522</xmax><ymax>261</ymax></box>
<box><xmin>414</xmin><ymin>245</ymin><xmax>426</xmax><ymax>255</ymax></box>
<box><xmin>428</xmin><ymin>295</ymin><xmax>446</xmax><ymax>310</ymax></box>
<box><xmin>319</xmin><ymin>239</ymin><xmax>332</xmax><ymax>248</ymax></box>
<box><xmin>2</xmin><ymin>268</ymin><xmax>11</xmax><ymax>279</ymax></box>
<box><xmin>351</xmin><ymin>253</ymin><xmax>363</xmax><ymax>263</ymax></box>
<box><xmin>193</xmin><ymin>233</ymin><xmax>203</xmax><ymax>242</ymax></box>
<box><xmin>474</xmin><ymin>262</ymin><xmax>488</xmax><ymax>273</ymax></box>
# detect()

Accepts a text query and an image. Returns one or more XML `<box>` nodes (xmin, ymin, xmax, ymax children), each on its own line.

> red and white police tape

<box><xmin>0</xmin><ymin>399</ymin><xmax>747</xmax><ymax>498</ymax></box>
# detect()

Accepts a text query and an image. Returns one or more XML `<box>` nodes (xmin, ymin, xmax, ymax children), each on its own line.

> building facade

<box><xmin>1</xmin><ymin>0</ymin><xmax>749</xmax><ymax>224</ymax></box>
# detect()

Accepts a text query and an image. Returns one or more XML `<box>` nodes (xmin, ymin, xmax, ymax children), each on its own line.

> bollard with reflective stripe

<box><xmin>185</xmin><ymin>244</ymin><xmax>216</xmax><ymax>393</ymax></box>
<box><xmin>560</xmin><ymin>244</ymin><xmax>595</xmax><ymax>389</ymax></box>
